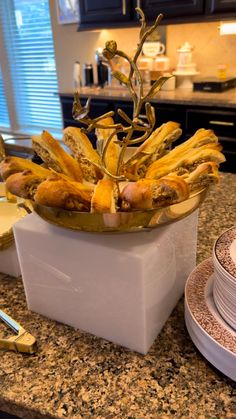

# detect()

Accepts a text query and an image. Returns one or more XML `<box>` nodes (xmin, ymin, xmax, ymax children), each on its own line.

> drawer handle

<box><xmin>122</xmin><ymin>0</ymin><xmax>126</xmax><ymax>15</ymax></box>
<box><xmin>209</xmin><ymin>120</ymin><xmax>234</xmax><ymax>127</ymax></box>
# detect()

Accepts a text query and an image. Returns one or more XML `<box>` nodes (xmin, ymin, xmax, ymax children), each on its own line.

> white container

<box><xmin>13</xmin><ymin>210</ymin><xmax>198</xmax><ymax>354</ymax></box>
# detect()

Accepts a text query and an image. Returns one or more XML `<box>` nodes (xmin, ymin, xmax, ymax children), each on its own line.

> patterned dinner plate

<box><xmin>214</xmin><ymin>226</ymin><xmax>236</xmax><ymax>280</ymax></box>
<box><xmin>185</xmin><ymin>258</ymin><xmax>236</xmax><ymax>381</ymax></box>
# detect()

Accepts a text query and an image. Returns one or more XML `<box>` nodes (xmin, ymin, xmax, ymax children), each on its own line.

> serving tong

<box><xmin>0</xmin><ymin>309</ymin><xmax>37</xmax><ymax>354</ymax></box>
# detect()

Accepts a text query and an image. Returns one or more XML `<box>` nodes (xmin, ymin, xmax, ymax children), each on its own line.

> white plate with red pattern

<box><xmin>185</xmin><ymin>258</ymin><xmax>236</xmax><ymax>382</ymax></box>
<box><xmin>213</xmin><ymin>226</ymin><xmax>236</xmax><ymax>281</ymax></box>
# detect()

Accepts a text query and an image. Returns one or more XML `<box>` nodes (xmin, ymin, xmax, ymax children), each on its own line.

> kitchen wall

<box><xmin>167</xmin><ymin>22</ymin><xmax>236</xmax><ymax>78</ymax></box>
<box><xmin>49</xmin><ymin>1</ymin><xmax>236</xmax><ymax>92</ymax></box>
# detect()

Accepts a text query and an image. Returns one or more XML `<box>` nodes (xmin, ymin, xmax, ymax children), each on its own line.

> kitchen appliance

<box><xmin>95</xmin><ymin>49</ymin><xmax>109</xmax><ymax>88</ymax></box>
<box><xmin>193</xmin><ymin>77</ymin><xmax>236</xmax><ymax>92</ymax></box>
<box><xmin>83</xmin><ymin>63</ymin><xmax>94</xmax><ymax>86</ymax></box>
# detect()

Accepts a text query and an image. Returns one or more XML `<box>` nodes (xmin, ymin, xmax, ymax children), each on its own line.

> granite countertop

<box><xmin>60</xmin><ymin>86</ymin><xmax>236</xmax><ymax>108</ymax></box>
<box><xmin>1</xmin><ymin>173</ymin><xmax>236</xmax><ymax>419</ymax></box>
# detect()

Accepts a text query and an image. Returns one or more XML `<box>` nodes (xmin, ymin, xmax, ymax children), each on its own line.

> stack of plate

<box><xmin>213</xmin><ymin>226</ymin><xmax>236</xmax><ymax>330</ymax></box>
<box><xmin>185</xmin><ymin>257</ymin><xmax>236</xmax><ymax>381</ymax></box>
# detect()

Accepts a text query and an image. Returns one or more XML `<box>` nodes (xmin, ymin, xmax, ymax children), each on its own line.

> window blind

<box><xmin>0</xmin><ymin>0</ymin><xmax>62</xmax><ymax>135</ymax></box>
<box><xmin>0</xmin><ymin>66</ymin><xmax>10</xmax><ymax>128</ymax></box>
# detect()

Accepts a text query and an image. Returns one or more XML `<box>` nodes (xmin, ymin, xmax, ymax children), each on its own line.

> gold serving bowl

<box><xmin>32</xmin><ymin>187</ymin><xmax>207</xmax><ymax>233</ymax></box>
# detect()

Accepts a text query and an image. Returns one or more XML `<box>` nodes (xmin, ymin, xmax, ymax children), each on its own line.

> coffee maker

<box><xmin>95</xmin><ymin>48</ymin><xmax>109</xmax><ymax>88</ymax></box>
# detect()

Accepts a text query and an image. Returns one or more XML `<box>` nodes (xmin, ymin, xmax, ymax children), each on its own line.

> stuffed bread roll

<box><xmin>0</xmin><ymin>156</ymin><xmax>51</xmax><ymax>181</ymax></box>
<box><xmin>91</xmin><ymin>178</ymin><xmax>119</xmax><ymax>213</ymax></box>
<box><xmin>146</xmin><ymin>132</ymin><xmax>225</xmax><ymax>180</ymax></box>
<box><xmin>122</xmin><ymin>121</ymin><xmax>182</xmax><ymax>180</ymax></box>
<box><xmin>34</xmin><ymin>173</ymin><xmax>94</xmax><ymax>211</ymax></box>
<box><xmin>183</xmin><ymin>161</ymin><xmax>220</xmax><ymax>192</ymax></box>
<box><xmin>5</xmin><ymin>170</ymin><xmax>45</xmax><ymax>200</ymax></box>
<box><xmin>95</xmin><ymin>116</ymin><xmax>121</xmax><ymax>176</ymax></box>
<box><xmin>121</xmin><ymin>175</ymin><xmax>189</xmax><ymax>211</ymax></box>
<box><xmin>62</xmin><ymin>126</ymin><xmax>102</xmax><ymax>183</ymax></box>
<box><xmin>32</xmin><ymin>130</ymin><xmax>83</xmax><ymax>182</ymax></box>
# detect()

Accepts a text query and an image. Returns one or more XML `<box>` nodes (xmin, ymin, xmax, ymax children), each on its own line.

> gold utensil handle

<box><xmin>0</xmin><ymin>309</ymin><xmax>37</xmax><ymax>354</ymax></box>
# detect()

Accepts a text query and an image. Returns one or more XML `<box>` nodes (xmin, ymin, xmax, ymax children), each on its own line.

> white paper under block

<box><xmin>0</xmin><ymin>243</ymin><xmax>21</xmax><ymax>277</ymax></box>
<box><xmin>14</xmin><ymin>211</ymin><xmax>198</xmax><ymax>354</ymax></box>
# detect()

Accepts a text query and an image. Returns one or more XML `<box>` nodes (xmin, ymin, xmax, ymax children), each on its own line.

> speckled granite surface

<box><xmin>0</xmin><ymin>173</ymin><xmax>236</xmax><ymax>419</ymax></box>
<box><xmin>60</xmin><ymin>86</ymin><xmax>236</xmax><ymax>108</ymax></box>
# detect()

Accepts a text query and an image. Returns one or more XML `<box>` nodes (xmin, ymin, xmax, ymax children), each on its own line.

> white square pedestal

<box><xmin>14</xmin><ymin>211</ymin><xmax>198</xmax><ymax>354</ymax></box>
<box><xmin>0</xmin><ymin>243</ymin><xmax>21</xmax><ymax>277</ymax></box>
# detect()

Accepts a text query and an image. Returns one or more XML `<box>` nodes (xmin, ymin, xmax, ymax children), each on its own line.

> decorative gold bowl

<box><xmin>32</xmin><ymin>187</ymin><xmax>207</xmax><ymax>233</ymax></box>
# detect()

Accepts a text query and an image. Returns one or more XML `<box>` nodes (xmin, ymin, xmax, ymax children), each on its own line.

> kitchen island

<box><xmin>0</xmin><ymin>172</ymin><xmax>236</xmax><ymax>419</ymax></box>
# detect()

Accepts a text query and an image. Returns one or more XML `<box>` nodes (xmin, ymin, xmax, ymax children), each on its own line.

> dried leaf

<box><xmin>112</xmin><ymin>71</ymin><xmax>130</xmax><ymax>86</ymax></box>
<box><xmin>145</xmin><ymin>76</ymin><xmax>172</xmax><ymax>100</ymax></box>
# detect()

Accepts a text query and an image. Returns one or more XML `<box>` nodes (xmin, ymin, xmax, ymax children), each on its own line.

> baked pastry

<box><xmin>91</xmin><ymin>178</ymin><xmax>119</xmax><ymax>213</ymax></box>
<box><xmin>95</xmin><ymin>116</ymin><xmax>121</xmax><ymax>176</ymax></box>
<box><xmin>122</xmin><ymin>121</ymin><xmax>182</xmax><ymax>180</ymax></box>
<box><xmin>62</xmin><ymin>126</ymin><xmax>102</xmax><ymax>183</ymax></box>
<box><xmin>32</xmin><ymin>130</ymin><xmax>83</xmax><ymax>182</ymax></box>
<box><xmin>0</xmin><ymin>134</ymin><xmax>5</xmax><ymax>162</ymax></box>
<box><xmin>5</xmin><ymin>170</ymin><xmax>44</xmax><ymax>200</ymax></box>
<box><xmin>34</xmin><ymin>173</ymin><xmax>94</xmax><ymax>211</ymax></box>
<box><xmin>183</xmin><ymin>161</ymin><xmax>220</xmax><ymax>192</ymax></box>
<box><xmin>145</xmin><ymin>129</ymin><xmax>225</xmax><ymax>179</ymax></box>
<box><xmin>121</xmin><ymin>175</ymin><xmax>189</xmax><ymax>210</ymax></box>
<box><xmin>0</xmin><ymin>156</ymin><xmax>51</xmax><ymax>181</ymax></box>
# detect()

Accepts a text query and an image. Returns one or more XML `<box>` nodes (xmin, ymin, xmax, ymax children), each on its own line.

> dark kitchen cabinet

<box><xmin>78</xmin><ymin>0</ymin><xmax>131</xmax><ymax>28</ymax></box>
<box><xmin>185</xmin><ymin>107</ymin><xmax>236</xmax><ymax>173</ymax></box>
<box><xmin>205</xmin><ymin>0</ymin><xmax>236</xmax><ymax>14</ymax></box>
<box><xmin>141</xmin><ymin>0</ymin><xmax>204</xmax><ymax>19</ymax></box>
<box><xmin>77</xmin><ymin>0</ymin><xmax>236</xmax><ymax>29</ymax></box>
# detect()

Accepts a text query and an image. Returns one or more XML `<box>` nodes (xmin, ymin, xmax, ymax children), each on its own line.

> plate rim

<box><xmin>214</xmin><ymin>226</ymin><xmax>236</xmax><ymax>280</ymax></box>
<box><xmin>185</xmin><ymin>257</ymin><xmax>236</xmax><ymax>356</ymax></box>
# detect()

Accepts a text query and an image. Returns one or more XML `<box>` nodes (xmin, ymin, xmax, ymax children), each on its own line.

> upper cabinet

<box><xmin>205</xmin><ymin>0</ymin><xmax>236</xmax><ymax>14</ymax></box>
<box><xmin>78</xmin><ymin>0</ymin><xmax>132</xmax><ymax>28</ymax></box>
<box><xmin>141</xmin><ymin>0</ymin><xmax>204</xmax><ymax>19</ymax></box>
<box><xmin>77</xmin><ymin>0</ymin><xmax>236</xmax><ymax>30</ymax></box>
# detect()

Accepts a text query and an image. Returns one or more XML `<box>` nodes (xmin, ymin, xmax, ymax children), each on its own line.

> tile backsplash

<box><xmin>167</xmin><ymin>21</ymin><xmax>236</xmax><ymax>78</ymax></box>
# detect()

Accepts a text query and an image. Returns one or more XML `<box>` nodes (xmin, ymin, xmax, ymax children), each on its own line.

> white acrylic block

<box><xmin>13</xmin><ymin>211</ymin><xmax>198</xmax><ymax>354</ymax></box>
<box><xmin>0</xmin><ymin>243</ymin><xmax>21</xmax><ymax>277</ymax></box>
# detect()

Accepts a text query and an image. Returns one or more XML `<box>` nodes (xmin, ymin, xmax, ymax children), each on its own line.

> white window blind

<box><xmin>0</xmin><ymin>0</ymin><xmax>62</xmax><ymax>135</ymax></box>
<box><xmin>0</xmin><ymin>65</ymin><xmax>10</xmax><ymax>128</ymax></box>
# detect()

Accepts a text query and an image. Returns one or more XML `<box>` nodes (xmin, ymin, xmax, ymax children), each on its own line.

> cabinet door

<box><xmin>79</xmin><ymin>0</ymin><xmax>131</xmax><ymax>23</ymax></box>
<box><xmin>186</xmin><ymin>108</ymin><xmax>236</xmax><ymax>173</ymax></box>
<box><xmin>186</xmin><ymin>109</ymin><xmax>236</xmax><ymax>138</ymax></box>
<box><xmin>205</xmin><ymin>0</ymin><xmax>236</xmax><ymax>14</ymax></box>
<box><xmin>141</xmin><ymin>0</ymin><xmax>204</xmax><ymax>19</ymax></box>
